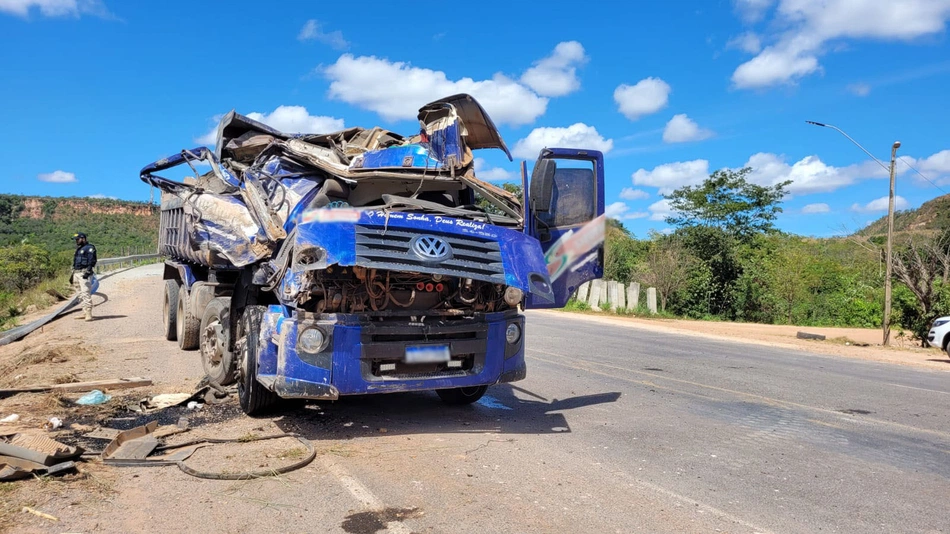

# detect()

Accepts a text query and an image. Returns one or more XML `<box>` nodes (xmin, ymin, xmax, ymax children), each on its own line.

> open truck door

<box><xmin>524</xmin><ymin>148</ymin><xmax>606</xmax><ymax>309</ymax></box>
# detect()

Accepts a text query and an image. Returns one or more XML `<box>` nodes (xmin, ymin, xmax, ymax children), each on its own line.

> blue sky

<box><xmin>2</xmin><ymin>0</ymin><xmax>950</xmax><ymax>238</ymax></box>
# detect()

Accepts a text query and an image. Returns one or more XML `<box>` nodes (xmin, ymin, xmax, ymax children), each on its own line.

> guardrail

<box><xmin>95</xmin><ymin>253</ymin><xmax>161</xmax><ymax>273</ymax></box>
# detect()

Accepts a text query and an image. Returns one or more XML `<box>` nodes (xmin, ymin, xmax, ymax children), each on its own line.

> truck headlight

<box><xmin>504</xmin><ymin>287</ymin><xmax>523</xmax><ymax>307</ymax></box>
<box><xmin>298</xmin><ymin>327</ymin><xmax>328</xmax><ymax>354</ymax></box>
<box><xmin>506</xmin><ymin>323</ymin><xmax>522</xmax><ymax>345</ymax></box>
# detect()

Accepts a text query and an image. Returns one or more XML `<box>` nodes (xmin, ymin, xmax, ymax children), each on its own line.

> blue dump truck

<box><xmin>140</xmin><ymin>94</ymin><xmax>605</xmax><ymax>414</ymax></box>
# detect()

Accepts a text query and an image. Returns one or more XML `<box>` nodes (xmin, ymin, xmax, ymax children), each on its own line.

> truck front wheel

<box><xmin>436</xmin><ymin>386</ymin><xmax>488</xmax><ymax>405</ymax></box>
<box><xmin>200</xmin><ymin>298</ymin><xmax>235</xmax><ymax>386</ymax></box>
<box><xmin>162</xmin><ymin>280</ymin><xmax>179</xmax><ymax>341</ymax></box>
<box><xmin>237</xmin><ymin>306</ymin><xmax>280</xmax><ymax>415</ymax></box>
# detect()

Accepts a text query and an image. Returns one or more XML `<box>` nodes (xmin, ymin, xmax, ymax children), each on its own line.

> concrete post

<box><xmin>588</xmin><ymin>279</ymin><xmax>603</xmax><ymax>311</ymax></box>
<box><xmin>616</xmin><ymin>283</ymin><xmax>626</xmax><ymax>311</ymax></box>
<box><xmin>600</xmin><ymin>281</ymin><xmax>609</xmax><ymax>308</ymax></box>
<box><xmin>577</xmin><ymin>281</ymin><xmax>590</xmax><ymax>303</ymax></box>
<box><xmin>646</xmin><ymin>287</ymin><xmax>657</xmax><ymax>314</ymax></box>
<box><xmin>627</xmin><ymin>282</ymin><xmax>640</xmax><ymax>311</ymax></box>
<box><xmin>607</xmin><ymin>281</ymin><xmax>619</xmax><ymax>311</ymax></box>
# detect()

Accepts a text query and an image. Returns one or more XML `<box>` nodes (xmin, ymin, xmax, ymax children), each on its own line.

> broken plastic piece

<box><xmin>0</xmin><ymin>414</ymin><xmax>19</xmax><ymax>424</ymax></box>
<box><xmin>76</xmin><ymin>389</ymin><xmax>112</xmax><ymax>405</ymax></box>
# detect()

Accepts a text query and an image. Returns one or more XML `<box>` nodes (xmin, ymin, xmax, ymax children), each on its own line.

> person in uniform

<box><xmin>71</xmin><ymin>232</ymin><xmax>97</xmax><ymax>321</ymax></box>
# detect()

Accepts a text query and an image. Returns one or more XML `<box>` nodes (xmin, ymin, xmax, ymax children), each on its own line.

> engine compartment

<box><xmin>292</xmin><ymin>266</ymin><xmax>513</xmax><ymax>314</ymax></box>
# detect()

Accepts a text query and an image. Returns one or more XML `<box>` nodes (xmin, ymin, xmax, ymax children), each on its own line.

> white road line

<box><xmin>633</xmin><ymin>476</ymin><xmax>774</xmax><ymax>534</ymax></box>
<box><xmin>320</xmin><ymin>456</ymin><xmax>413</xmax><ymax>534</ymax></box>
<box><xmin>885</xmin><ymin>382</ymin><xmax>950</xmax><ymax>395</ymax></box>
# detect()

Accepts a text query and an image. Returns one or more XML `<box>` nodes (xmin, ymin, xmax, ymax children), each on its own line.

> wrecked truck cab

<box><xmin>140</xmin><ymin>93</ymin><xmax>605</xmax><ymax>415</ymax></box>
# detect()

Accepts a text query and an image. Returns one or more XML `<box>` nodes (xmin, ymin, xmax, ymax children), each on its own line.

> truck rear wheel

<box><xmin>237</xmin><ymin>306</ymin><xmax>280</xmax><ymax>415</ymax></box>
<box><xmin>436</xmin><ymin>386</ymin><xmax>488</xmax><ymax>405</ymax></box>
<box><xmin>162</xmin><ymin>280</ymin><xmax>179</xmax><ymax>341</ymax></box>
<box><xmin>176</xmin><ymin>285</ymin><xmax>200</xmax><ymax>351</ymax></box>
<box><xmin>200</xmin><ymin>298</ymin><xmax>235</xmax><ymax>386</ymax></box>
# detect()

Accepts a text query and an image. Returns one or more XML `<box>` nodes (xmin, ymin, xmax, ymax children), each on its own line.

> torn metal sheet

<box><xmin>0</xmin><ymin>456</ymin><xmax>76</xmax><ymax>481</ymax></box>
<box><xmin>84</xmin><ymin>427</ymin><xmax>122</xmax><ymax>441</ymax></box>
<box><xmin>0</xmin><ymin>434</ymin><xmax>84</xmax><ymax>466</ymax></box>
<box><xmin>102</xmin><ymin>421</ymin><xmax>159</xmax><ymax>463</ymax></box>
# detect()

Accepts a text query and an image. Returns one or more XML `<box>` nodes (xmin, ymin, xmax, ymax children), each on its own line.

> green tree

<box><xmin>635</xmin><ymin>234</ymin><xmax>697</xmax><ymax>312</ymax></box>
<box><xmin>665</xmin><ymin>168</ymin><xmax>790</xmax><ymax>241</ymax></box>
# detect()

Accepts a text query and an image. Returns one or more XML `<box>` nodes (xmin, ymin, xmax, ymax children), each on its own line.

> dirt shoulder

<box><xmin>535</xmin><ymin>310</ymin><xmax>950</xmax><ymax>371</ymax></box>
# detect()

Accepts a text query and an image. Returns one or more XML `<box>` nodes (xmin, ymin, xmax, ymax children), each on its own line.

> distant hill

<box><xmin>857</xmin><ymin>193</ymin><xmax>950</xmax><ymax>239</ymax></box>
<box><xmin>0</xmin><ymin>194</ymin><xmax>159</xmax><ymax>259</ymax></box>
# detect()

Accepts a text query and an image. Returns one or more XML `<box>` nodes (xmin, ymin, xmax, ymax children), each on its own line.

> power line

<box><xmin>898</xmin><ymin>156</ymin><xmax>948</xmax><ymax>195</ymax></box>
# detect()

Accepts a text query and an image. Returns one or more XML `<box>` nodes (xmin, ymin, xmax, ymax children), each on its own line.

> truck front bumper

<box><xmin>255</xmin><ymin>308</ymin><xmax>526</xmax><ymax>400</ymax></box>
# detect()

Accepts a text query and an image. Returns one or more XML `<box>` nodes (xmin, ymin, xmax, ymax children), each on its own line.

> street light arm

<box><xmin>804</xmin><ymin>120</ymin><xmax>891</xmax><ymax>172</ymax></box>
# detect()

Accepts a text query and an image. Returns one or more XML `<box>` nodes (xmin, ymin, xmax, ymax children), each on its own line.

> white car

<box><xmin>927</xmin><ymin>316</ymin><xmax>950</xmax><ymax>352</ymax></box>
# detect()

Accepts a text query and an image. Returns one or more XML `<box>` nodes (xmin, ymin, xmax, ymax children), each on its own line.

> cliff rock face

<box><xmin>19</xmin><ymin>198</ymin><xmax>154</xmax><ymax>220</ymax></box>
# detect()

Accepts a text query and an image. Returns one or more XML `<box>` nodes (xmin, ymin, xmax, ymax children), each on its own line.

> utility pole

<box><xmin>805</xmin><ymin>121</ymin><xmax>900</xmax><ymax>345</ymax></box>
<box><xmin>883</xmin><ymin>141</ymin><xmax>901</xmax><ymax>346</ymax></box>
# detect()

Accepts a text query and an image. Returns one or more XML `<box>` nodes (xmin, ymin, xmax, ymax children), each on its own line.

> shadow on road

<box><xmin>272</xmin><ymin>385</ymin><xmax>622</xmax><ymax>442</ymax></box>
<box><xmin>925</xmin><ymin>358</ymin><xmax>950</xmax><ymax>364</ymax></box>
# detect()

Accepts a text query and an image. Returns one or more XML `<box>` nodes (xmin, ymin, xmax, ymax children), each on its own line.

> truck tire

<box><xmin>237</xmin><ymin>306</ymin><xmax>280</xmax><ymax>415</ymax></box>
<box><xmin>162</xmin><ymin>280</ymin><xmax>179</xmax><ymax>341</ymax></box>
<box><xmin>176</xmin><ymin>285</ymin><xmax>200</xmax><ymax>351</ymax></box>
<box><xmin>436</xmin><ymin>385</ymin><xmax>488</xmax><ymax>405</ymax></box>
<box><xmin>200</xmin><ymin>298</ymin><xmax>236</xmax><ymax>386</ymax></box>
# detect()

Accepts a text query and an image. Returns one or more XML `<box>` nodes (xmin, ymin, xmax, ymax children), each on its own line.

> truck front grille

<box><xmin>354</xmin><ymin>225</ymin><xmax>506</xmax><ymax>284</ymax></box>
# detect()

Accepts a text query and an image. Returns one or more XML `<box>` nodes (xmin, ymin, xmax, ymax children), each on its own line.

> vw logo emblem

<box><xmin>411</xmin><ymin>235</ymin><xmax>452</xmax><ymax>261</ymax></box>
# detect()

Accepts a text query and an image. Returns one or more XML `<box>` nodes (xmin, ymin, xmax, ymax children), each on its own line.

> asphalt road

<box><xmin>17</xmin><ymin>265</ymin><xmax>950</xmax><ymax>534</ymax></box>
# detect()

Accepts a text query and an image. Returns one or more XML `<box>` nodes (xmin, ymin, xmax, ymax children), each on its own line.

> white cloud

<box><xmin>847</xmin><ymin>82</ymin><xmax>871</xmax><ymax>96</ymax></box>
<box><xmin>605</xmin><ymin>202</ymin><xmax>650</xmax><ymax>220</ymax></box>
<box><xmin>727</xmin><ymin>32</ymin><xmax>763</xmax><ymax>53</ymax></box>
<box><xmin>851</xmin><ymin>195</ymin><xmax>909</xmax><ymax>212</ymax></box>
<box><xmin>732</xmin><ymin>46</ymin><xmax>820</xmax><ymax>89</ymax></box>
<box><xmin>323</xmin><ymin>54</ymin><xmax>549</xmax><ymax>126</ymax></box>
<box><xmin>37</xmin><ymin>170</ymin><xmax>77</xmax><ymax>183</ymax></box>
<box><xmin>196</xmin><ymin>106</ymin><xmax>344</xmax><ymax>146</ymax></box>
<box><xmin>913</xmin><ymin>149</ymin><xmax>950</xmax><ymax>176</ymax></box>
<box><xmin>734</xmin><ymin>0</ymin><xmax>775</xmax><ymax>23</ymax></box>
<box><xmin>473</xmin><ymin>158</ymin><xmax>515</xmax><ymax>182</ymax></box>
<box><xmin>0</xmin><ymin>0</ymin><xmax>110</xmax><ymax>17</ymax></box>
<box><xmin>632</xmin><ymin>159</ymin><xmax>709</xmax><ymax>195</ymax></box>
<box><xmin>613</xmin><ymin>77</ymin><xmax>671</xmax><ymax>121</ymax></box>
<box><xmin>620</xmin><ymin>187</ymin><xmax>649</xmax><ymax>200</ymax></box>
<box><xmin>512</xmin><ymin>123</ymin><xmax>613</xmax><ymax>159</ymax></box>
<box><xmin>88</xmin><ymin>193</ymin><xmax>117</xmax><ymax>200</ymax></box>
<box><xmin>648</xmin><ymin>198</ymin><xmax>673</xmax><ymax>222</ymax></box>
<box><xmin>662</xmin><ymin>114</ymin><xmax>714</xmax><ymax>143</ymax></box>
<box><xmin>732</xmin><ymin>0</ymin><xmax>950</xmax><ymax>89</ymax></box>
<box><xmin>606</xmin><ymin>202</ymin><xmax>629</xmax><ymax>219</ymax></box>
<box><xmin>247</xmin><ymin>106</ymin><xmax>344</xmax><ymax>134</ymax></box>
<box><xmin>297</xmin><ymin>19</ymin><xmax>348</xmax><ymax>50</ymax></box>
<box><xmin>742</xmin><ymin>152</ymin><xmax>888</xmax><ymax>194</ymax></box>
<box><xmin>801</xmin><ymin>202</ymin><xmax>830</xmax><ymax>213</ymax></box>
<box><xmin>519</xmin><ymin>41</ymin><xmax>588</xmax><ymax>97</ymax></box>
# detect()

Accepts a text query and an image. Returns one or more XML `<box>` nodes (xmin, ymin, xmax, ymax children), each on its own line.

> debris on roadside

<box><xmin>0</xmin><ymin>456</ymin><xmax>77</xmax><ymax>481</ymax></box>
<box><xmin>21</xmin><ymin>506</ymin><xmax>59</xmax><ymax>522</ymax></box>
<box><xmin>1</xmin><ymin>413</ymin><xmax>20</xmax><ymax>424</ymax></box>
<box><xmin>44</xmin><ymin>417</ymin><xmax>63</xmax><ymax>430</ymax></box>
<box><xmin>0</xmin><ymin>432</ymin><xmax>84</xmax><ymax>466</ymax></box>
<box><xmin>75</xmin><ymin>389</ymin><xmax>112</xmax><ymax>405</ymax></box>
<box><xmin>102</xmin><ymin>421</ymin><xmax>160</xmax><ymax>463</ymax></box>
<box><xmin>796</xmin><ymin>331</ymin><xmax>826</xmax><ymax>341</ymax></box>
<box><xmin>0</xmin><ymin>377</ymin><xmax>153</xmax><ymax>398</ymax></box>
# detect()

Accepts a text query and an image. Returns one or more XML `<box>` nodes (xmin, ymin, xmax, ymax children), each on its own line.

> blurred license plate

<box><xmin>405</xmin><ymin>345</ymin><xmax>450</xmax><ymax>363</ymax></box>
